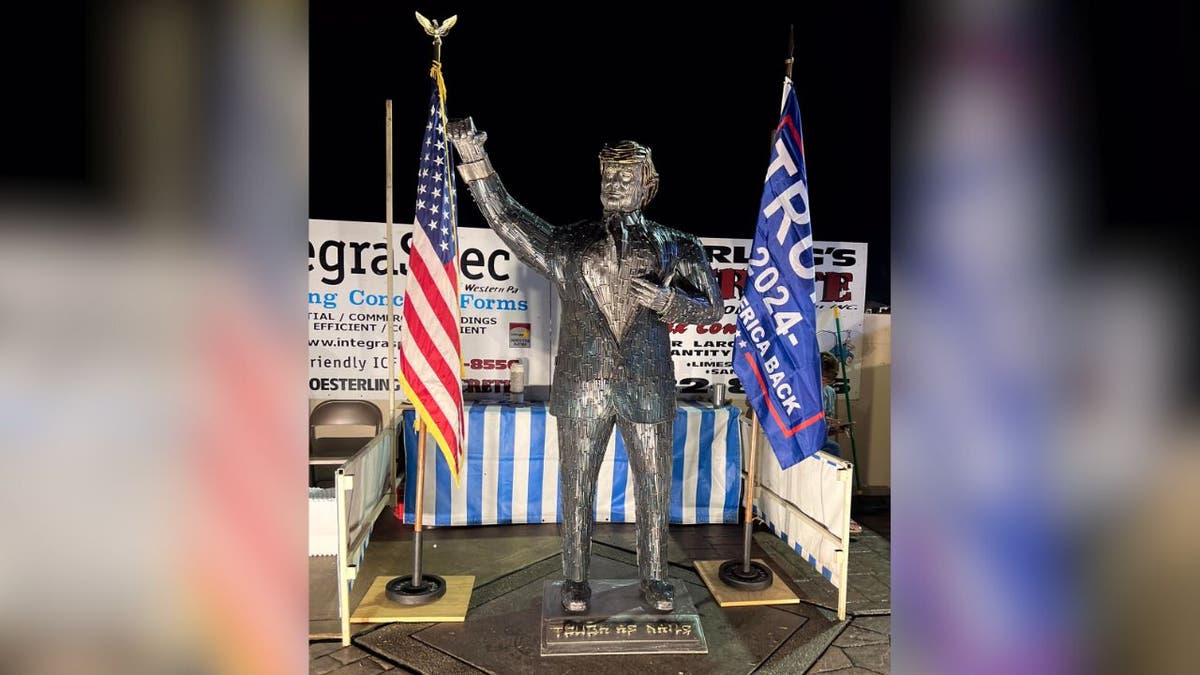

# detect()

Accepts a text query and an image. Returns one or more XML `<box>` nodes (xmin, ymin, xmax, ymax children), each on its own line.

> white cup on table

<box><xmin>509</xmin><ymin>359</ymin><xmax>526</xmax><ymax>404</ymax></box>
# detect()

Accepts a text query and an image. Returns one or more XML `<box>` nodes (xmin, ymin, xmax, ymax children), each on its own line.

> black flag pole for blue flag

<box><xmin>718</xmin><ymin>406</ymin><xmax>774</xmax><ymax>591</ymax></box>
<box><xmin>786</xmin><ymin>22</ymin><xmax>794</xmax><ymax>79</ymax></box>
<box><xmin>718</xmin><ymin>25</ymin><xmax>797</xmax><ymax>593</ymax></box>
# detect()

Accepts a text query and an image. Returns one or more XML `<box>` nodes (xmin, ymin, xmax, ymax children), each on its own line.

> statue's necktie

<box><xmin>609</xmin><ymin>221</ymin><xmax>627</xmax><ymax>260</ymax></box>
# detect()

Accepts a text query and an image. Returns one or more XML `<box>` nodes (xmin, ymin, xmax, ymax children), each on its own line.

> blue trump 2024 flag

<box><xmin>733</xmin><ymin>77</ymin><xmax>826</xmax><ymax>469</ymax></box>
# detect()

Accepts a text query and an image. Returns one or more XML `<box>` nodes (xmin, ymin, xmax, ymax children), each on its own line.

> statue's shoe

<box><xmin>640</xmin><ymin>579</ymin><xmax>675</xmax><ymax>612</ymax></box>
<box><xmin>561</xmin><ymin>580</ymin><xmax>591</xmax><ymax>613</ymax></box>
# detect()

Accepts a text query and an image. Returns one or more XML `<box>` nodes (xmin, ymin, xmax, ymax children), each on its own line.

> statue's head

<box><xmin>599</xmin><ymin>141</ymin><xmax>659</xmax><ymax>213</ymax></box>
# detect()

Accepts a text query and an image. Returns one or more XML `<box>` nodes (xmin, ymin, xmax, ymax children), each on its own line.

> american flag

<box><xmin>400</xmin><ymin>65</ymin><xmax>464</xmax><ymax>483</ymax></box>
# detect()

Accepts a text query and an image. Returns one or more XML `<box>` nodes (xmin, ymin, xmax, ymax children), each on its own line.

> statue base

<box><xmin>540</xmin><ymin>579</ymin><xmax>707</xmax><ymax>656</ymax></box>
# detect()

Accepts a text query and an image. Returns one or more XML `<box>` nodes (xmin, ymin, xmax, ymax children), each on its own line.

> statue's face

<box><xmin>600</xmin><ymin>162</ymin><xmax>648</xmax><ymax>212</ymax></box>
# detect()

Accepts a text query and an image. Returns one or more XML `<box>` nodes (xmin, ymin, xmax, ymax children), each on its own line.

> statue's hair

<box><xmin>599</xmin><ymin>140</ymin><xmax>659</xmax><ymax>205</ymax></box>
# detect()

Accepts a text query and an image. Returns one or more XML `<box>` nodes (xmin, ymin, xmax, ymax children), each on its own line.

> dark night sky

<box><xmin>310</xmin><ymin>2</ymin><xmax>893</xmax><ymax>302</ymax></box>
<box><xmin>0</xmin><ymin>5</ymin><xmax>1194</xmax><ymax>307</ymax></box>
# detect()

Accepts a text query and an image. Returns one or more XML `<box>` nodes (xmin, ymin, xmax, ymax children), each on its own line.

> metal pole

<box><xmin>785</xmin><ymin>24</ymin><xmax>794</xmax><ymax>80</ymax></box>
<box><xmin>718</xmin><ymin>405</ymin><xmax>770</xmax><ymax>590</ymax></box>
<box><xmin>742</xmin><ymin>409</ymin><xmax>759</xmax><ymax>573</ymax></box>
<box><xmin>385</xmin><ymin>100</ymin><xmax>398</xmax><ymax>508</ymax></box>
<box><xmin>833</xmin><ymin>307</ymin><xmax>861</xmax><ymax>489</ymax></box>
<box><xmin>412</xmin><ymin>417</ymin><xmax>427</xmax><ymax>585</ymax></box>
<box><xmin>412</xmin><ymin>531</ymin><xmax>423</xmax><ymax>586</ymax></box>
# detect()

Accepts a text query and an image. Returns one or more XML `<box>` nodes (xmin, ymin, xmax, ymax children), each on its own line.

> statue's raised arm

<box><xmin>448</xmin><ymin>117</ymin><xmax>554</xmax><ymax>278</ymax></box>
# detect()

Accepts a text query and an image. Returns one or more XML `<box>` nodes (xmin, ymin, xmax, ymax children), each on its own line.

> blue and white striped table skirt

<box><xmin>401</xmin><ymin>402</ymin><xmax>742</xmax><ymax>526</ymax></box>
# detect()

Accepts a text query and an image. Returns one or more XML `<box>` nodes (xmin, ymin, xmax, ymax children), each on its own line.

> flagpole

<box><xmin>743</xmin><ymin>417</ymin><xmax>756</xmax><ymax>571</ymax></box>
<box><xmin>385</xmin><ymin>12</ymin><xmax>462</xmax><ymax>607</ymax></box>
<box><xmin>833</xmin><ymin>307</ymin><xmax>862</xmax><ymax>489</ymax></box>
<box><xmin>412</xmin><ymin>417</ymin><xmax>427</xmax><ymax>585</ymax></box>
<box><xmin>718</xmin><ymin>24</ymin><xmax>802</xmax><ymax>593</ymax></box>
<box><xmin>785</xmin><ymin>24</ymin><xmax>794</xmax><ymax>80</ymax></box>
<box><xmin>718</xmin><ymin>405</ymin><xmax>773</xmax><ymax>589</ymax></box>
<box><xmin>385</xmin><ymin>99</ymin><xmax>398</xmax><ymax>509</ymax></box>
<box><xmin>741</xmin><ymin>411</ymin><xmax>762</xmax><ymax>574</ymax></box>
<box><xmin>387</xmin><ymin>415</ymin><xmax>444</xmax><ymax>604</ymax></box>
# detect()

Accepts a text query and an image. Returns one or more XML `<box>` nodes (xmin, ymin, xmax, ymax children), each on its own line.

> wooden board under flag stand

<box><xmin>351</xmin><ymin>575</ymin><xmax>475</xmax><ymax>623</ymax></box>
<box><xmin>694</xmin><ymin>560</ymin><xmax>800</xmax><ymax>607</ymax></box>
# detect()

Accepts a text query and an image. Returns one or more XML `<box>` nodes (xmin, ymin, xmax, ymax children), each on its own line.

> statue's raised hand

<box><xmin>447</xmin><ymin>117</ymin><xmax>488</xmax><ymax>163</ymax></box>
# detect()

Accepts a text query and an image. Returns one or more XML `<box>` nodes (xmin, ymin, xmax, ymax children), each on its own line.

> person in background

<box><xmin>821</xmin><ymin>352</ymin><xmax>863</xmax><ymax>534</ymax></box>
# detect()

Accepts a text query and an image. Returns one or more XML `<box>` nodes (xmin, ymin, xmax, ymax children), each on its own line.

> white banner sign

<box><xmin>678</xmin><ymin>238</ymin><xmax>869</xmax><ymax>398</ymax></box>
<box><xmin>307</xmin><ymin>221</ymin><xmax>866</xmax><ymax>400</ymax></box>
<box><xmin>308</xmin><ymin>220</ymin><xmax>553</xmax><ymax>399</ymax></box>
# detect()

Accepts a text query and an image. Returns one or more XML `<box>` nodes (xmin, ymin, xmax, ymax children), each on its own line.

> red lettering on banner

<box><xmin>817</xmin><ymin>272</ymin><xmax>853</xmax><ymax>302</ymax></box>
<box><xmin>716</xmin><ymin>268</ymin><xmax>748</xmax><ymax>300</ymax></box>
<box><xmin>695</xmin><ymin>323</ymin><xmax>737</xmax><ymax>335</ymax></box>
<box><xmin>464</xmin><ymin>378</ymin><xmax>510</xmax><ymax>393</ymax></box>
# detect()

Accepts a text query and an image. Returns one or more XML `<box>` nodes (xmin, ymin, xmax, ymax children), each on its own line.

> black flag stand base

<box><xmin>718</xmin><ymin>559</ymin><xmax>773</xmax><ymax>590</ymax></box>
<box><xmin>718</xmin><ymin>554</ymin><xmax>773</xmax><ymax>591</ymax></box>
<box><xmin>716</xmin><ymin>491</ymin><xmax>774</xmax><ymax>592</ymax></box>
<box><xmin>386</xmin><ymin>574</ymin><xmax>447</xmax><ymax>605</ymax></box>
<box><xmin>719</xmin><ymin>408</ymin><xmax>774</xmax><ymax>592</ymax></box>
<box><xmin>387</xmin><ymin>420</ymin><xmax>447</xmax><ymax>606</ymax></box>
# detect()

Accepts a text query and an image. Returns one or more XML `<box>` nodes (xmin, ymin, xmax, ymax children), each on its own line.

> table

<box><xmin>401</xmin><ymin>402</ymin><xmax>742</xmax><ymax>526</ymax></box>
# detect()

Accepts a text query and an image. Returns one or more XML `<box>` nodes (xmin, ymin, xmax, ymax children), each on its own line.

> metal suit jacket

<box><xmin>462</xmin><ymin>172</ymin><xmax>723</xmax><ymax>423</ymax></box>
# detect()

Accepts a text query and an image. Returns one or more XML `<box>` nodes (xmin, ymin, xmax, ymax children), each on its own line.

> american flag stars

<box><xmin>412</xmin><ymin>98</ymin><xmax>455</xmax><ymax>266</ymax></box>
<box><xmin>399</xmin><ymin>65</ymin><xmax>465</xmax><ymax>484</ymax></box>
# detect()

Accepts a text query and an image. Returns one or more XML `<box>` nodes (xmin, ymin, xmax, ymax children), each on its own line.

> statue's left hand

<box><xmin>631</xmin><ymin>277</ymin><xmax>672</xmax><ymax>313</ymax></box>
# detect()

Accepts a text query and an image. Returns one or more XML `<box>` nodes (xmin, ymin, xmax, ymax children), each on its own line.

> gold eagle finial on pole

<box><xmin>415</xmin><ymin>12</ymin><xmax>457</xmax><ymax>62</ymax></box>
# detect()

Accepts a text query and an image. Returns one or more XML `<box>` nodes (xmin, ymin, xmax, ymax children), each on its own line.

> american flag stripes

<box><xmin>400</xmin><ymin>63</ymin><xmax>465</xmax><ymax>483</ymax></box>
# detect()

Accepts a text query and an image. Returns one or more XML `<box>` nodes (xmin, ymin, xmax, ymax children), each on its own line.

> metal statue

<box><xmin>449</xmin><ymin>118</ymin><xmax>722</xmax><ymax>612</ymax></box>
